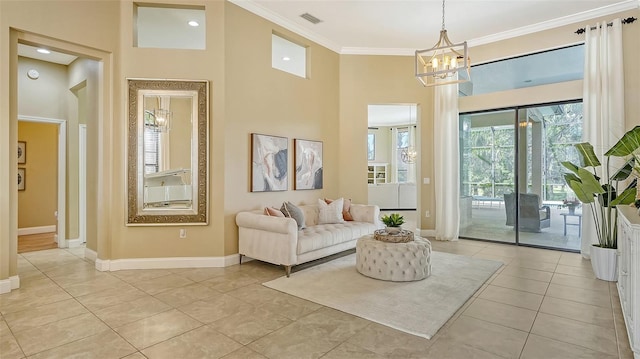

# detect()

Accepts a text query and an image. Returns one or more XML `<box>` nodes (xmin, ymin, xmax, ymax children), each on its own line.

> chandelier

<box><xmin>144</xmin><ymin>108</ymin><xmax>172</xmax><ymax>133</ymax></box>
<box><xmin>415</xmin><ymin>0</ymin><xmax>470</xmax><ymax>87</ymax></box>
<box><xmin>401</xmin><ymin>107</ymin><xmax>417</xmax><ymax>164</ymax></box>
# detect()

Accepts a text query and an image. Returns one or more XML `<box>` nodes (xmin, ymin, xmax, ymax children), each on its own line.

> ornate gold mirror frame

<box><xmin>127</xmin><ymin>79</ymin><xmax>208</xmax><ymax>225</ymax></box>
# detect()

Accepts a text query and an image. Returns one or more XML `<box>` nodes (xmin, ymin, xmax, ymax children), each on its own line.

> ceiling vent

<box><xmin>300</xmin><ymin>13</ymin><xmax>322</xmax><ymax>24</ymax></box>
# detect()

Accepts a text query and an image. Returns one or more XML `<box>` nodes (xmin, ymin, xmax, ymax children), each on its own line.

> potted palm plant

<box><xmin>381</xmin><ymin>213</ymin><xmax>405</xmax><ymax>234</ymax></box>
<box><xmin>562</xmin><ymin>128</ymin><xmax>640</xmax><ymax>281</ymax></box>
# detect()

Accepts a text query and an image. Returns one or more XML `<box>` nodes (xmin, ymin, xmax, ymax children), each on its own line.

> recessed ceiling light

<box><xmin>282</xmin><ymin>56</ymin><xmax>291</xmax><ymax>61</ymax></box>
<box><xmin>36</xmin><ymin>48</ymin><xmax>51</xmax><ymax>54</ymax></box>
<box><xmin>188</xmin><ymin>20</ymin><xmax>199</xmax><ymax>27</ymax></box>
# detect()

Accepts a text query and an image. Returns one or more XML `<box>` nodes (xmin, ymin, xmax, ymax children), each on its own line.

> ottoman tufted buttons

<box><xmin>355</xmin><ymin>235</ymin><xmax>431</xmax><ymax>282</ymax></box>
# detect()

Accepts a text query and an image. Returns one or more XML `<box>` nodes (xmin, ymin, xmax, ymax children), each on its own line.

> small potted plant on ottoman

<box><xmin>381</xmin><ymin>213</ymin><xmax>404</xmax><ymax>234</ymax></box>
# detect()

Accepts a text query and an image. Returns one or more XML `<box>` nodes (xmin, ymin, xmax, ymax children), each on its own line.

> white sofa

<box><xmin>235</xmin><ymin>203</ymin><xmax>382</xmax><ymax>276</ymax></box>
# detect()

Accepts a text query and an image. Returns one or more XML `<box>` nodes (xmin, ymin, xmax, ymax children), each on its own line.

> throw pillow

<box><xmin>264</xmin><ymin>207</ymin><xmax>284</xmax><ymax>217</ymax></box>
<box><xmin>280</xmin><ymin>202</ymin><xmax>306</xmax><ymax>229</ymax></box>
<box><xmin>325</xmin><ymin>197</ymin><xmax>354</xmax><ymax>221</ymax></box>
<box><xmin>318</xmin><ymin>198</ymin><xmax>344</xmax><ymax>224</ymax></box>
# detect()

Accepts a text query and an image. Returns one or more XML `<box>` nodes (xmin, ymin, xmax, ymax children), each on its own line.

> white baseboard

<box><xmin>0</xmin><ymin>275</ymin><xmax>19</xmax><ymax>294</ymax></box>
<box><xmin>95</xmin><ymin>258</ymin><xmax>110</xmax><ymax>272</ymax></box>
<box><xmin>93</xmin><ymin>254</ymin><xmax>241</xmax><ymax>271</ymax></box>
<box><xmin>18</xmin><ymin>225</ymin><xmax>56</xmax><ymax>236</ymax></box>
<box><xmin>0</xmin><ymin>278</ymin><xmax>10</xmax><ymax>294</ymax></box>
<box><xmin>67</xmin><ymin>238</ymin><xmax>83</xmax><ymax>248</ymax></box>
<box><xmin>10</xmin><ymin>275</ymin><xmax>20</xmax><ymax>289</ymax></box>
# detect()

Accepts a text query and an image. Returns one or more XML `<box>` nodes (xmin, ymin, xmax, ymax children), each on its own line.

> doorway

<box><xmin>367</xmin><ymin>104</ymin><xmax>418</xmax><ymax>211</ymax></box>
<box><xmin>459</xmin><ymin>101</ymin><xmax>584</xmax><ymax>251</ymax></box>
<box><xmin>17</xmin><ymin>116</ymin><xmax>67</xmax><ymax>251</ymax></box>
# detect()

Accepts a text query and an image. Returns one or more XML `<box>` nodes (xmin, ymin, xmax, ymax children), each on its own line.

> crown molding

<box><xmin>340</xmin><ymin>47</ymin><xmax>415</xmax><ymax>56</ymax></box>
<box><xmin>228</xmin><ymin>0</ymin><xmax>342</xmax><ymax>53</ymax></box>
<box><xmin>468</xmin><ymin>0</ymin><xmax>640</xmax><ymax>47</ymax></box>
<box><xmin>230</xmin><ymin>0</ymin><xmax>639</xmax><ymax>56</ymax></box>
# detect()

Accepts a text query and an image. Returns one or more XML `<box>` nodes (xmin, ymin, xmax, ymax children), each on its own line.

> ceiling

<box><xmin>231</xmin><ymin>0</ymin><xmax>638</xmax><ymax>55</ymax></box>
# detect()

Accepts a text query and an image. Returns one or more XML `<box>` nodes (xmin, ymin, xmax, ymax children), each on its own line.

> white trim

<box><xmin>10</xmin><ymin>275</ymin><xmax>20</xmax><ymax>289</ymax></box>
<box><xmin>66</xmin><ymin>238</ymin><xmax>83</xmax><ymax>248</ymax></box>
<box><xmin>228</xmin><ymin>0</ymin><xmax>341</xmax><ymax>53</ymax></box>
<box><xmin>0</xmin><ymin>275</ymin><xmax>18</xmax><ymax>293</ymax></box>
<box><xmin>232</xmin><ymin>0</ymin><xmax>640</xmax><ymax>56</ymax></box>
<box><xmin>95</xmin><ymin>258</ymin><xmax>110</xmax><ymax>272</ymax></box>
<box><xmin>17</xmin><ymin>225</ymin><xmax>56</xmax><ymax>236</ymax></box>
<box><xmin>468</xmin><ymin>0</ymin><xmax>640</xmax><ymax>47</ymax></box>
<box><xmin>90</xmin><ymin>255</ymin><xmax>241</xmax><ymax>272</ymax></box>
<box><xmin>84</xmin><ymin>247</ymin><xmax>97</xmax><ymax>262</ymax></box>
<box><xmin>340</xmin><ymin>47</ymin><xmax>415</xmax><ymax>56</ymax></box>
<box><xmin>18</xmin><ymin>115</ymin><xmax>67</xmax><ymax>249</ymax></box>
<box><xmin>79</xmin><ymin>124</ymin><xmax>87</xmax><ymax>243</ymax></box>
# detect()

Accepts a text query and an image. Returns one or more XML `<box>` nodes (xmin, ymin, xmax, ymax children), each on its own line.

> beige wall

<box><xmin>17</xmin><ymin>122</ymin><xmax>58</xmax><ymax>229</ymax></box>
<box><xmin>224</xmin><ymin>3</ymin><xmax>340</xmax><ymax>255</ymax></box>
<box><xmin>339</xmin><ymin>55</ymin><xmax>434</xmax><ymax>229</ymax></box>
<box><xmin>1</xmin><ymin>0</ymin><xmax>118</xmax><ymax>280</ymax></box>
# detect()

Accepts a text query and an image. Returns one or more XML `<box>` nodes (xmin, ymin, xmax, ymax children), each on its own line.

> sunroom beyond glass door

<box><xmin>459</xmin><ymin>102</ymin><xmax>583</xmax><ymax>251</ymax></box>
<box><xmin>518</xmin><ymin>103</ymin><xmax>583</xmax><ymax>250</ymax></box>
<box><xmin>459</xmin><ymin>110</ymin><xmax>517</xmax><ymax>244</ymax></box>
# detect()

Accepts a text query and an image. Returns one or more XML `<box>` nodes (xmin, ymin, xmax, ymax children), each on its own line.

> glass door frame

<box><xmin>459</xmin><ymin>99</ymin><xmax>583</xmax><ymax>252</ymax></box>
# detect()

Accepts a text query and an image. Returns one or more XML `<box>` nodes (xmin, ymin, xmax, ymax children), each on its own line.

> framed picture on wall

<box><xmin>251</xmin><ymin>133</ymin><xmax>288</xmax><ymax>192</ymax></box>
<box><xmin>295</xmin><ymin>139</ymin><xmax>323</xmax><ymax>190</ymax></box>
<box><xmin>17</xmin><ymin>141</ymin><xmax>26</xmax><ymax>164</ymax></box>
<box><xmin>18</xmin><ymin>168</ymin><xmax>25</xmax><ymax>191</ymax></box>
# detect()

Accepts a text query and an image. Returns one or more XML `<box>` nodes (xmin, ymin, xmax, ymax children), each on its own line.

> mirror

<box><xmin>127</xmin><ymin>79</ymin><xmax>208</xmax><ymax>225</ymax></box>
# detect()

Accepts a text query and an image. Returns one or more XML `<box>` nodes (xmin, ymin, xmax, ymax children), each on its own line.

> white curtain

<box><xmin>581</xmin><ymin>18</ymin><xmax>625</xmax><ymax>257</ymax></box>
<box><xmin>434</xmin><ymin>82</ymin><xmax>460</xmax><ymax>241</ymax></box>
<box><xmin>158</xmin><ymin>96</ymin><xmax>171</xmax><ymax>171</ymax></box>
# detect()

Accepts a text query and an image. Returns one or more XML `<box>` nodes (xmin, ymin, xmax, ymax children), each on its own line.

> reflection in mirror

<box><xmin>128</xmin><ymin>79</ymin><xmax>208</xmax><ymax>225</ymax></box>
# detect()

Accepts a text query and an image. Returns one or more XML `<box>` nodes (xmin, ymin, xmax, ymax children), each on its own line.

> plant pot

<box><xmin>590</xmin><ymin>245</ymin><xmax>618</xmax><ymax>281</ymax></box>
<box><xmin>386</xmin><ymin>226</ymin><xmax>402</xmax><ymax>234</ymax></box>
<box><xmin>568</xmin><ymin>206</ymin><xmax>576</xmax><ymax>215</ymax></box>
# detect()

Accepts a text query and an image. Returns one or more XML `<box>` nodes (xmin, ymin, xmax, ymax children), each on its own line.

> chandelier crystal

<box><xmin>401</xmin><ymin>107</ymin><xmax>417</xmax><ymax>164</ymax></box>
<box><xmin>415</xmin><ymin>0</ymin><xmax>470</xmax><ymax>87</ymax></box>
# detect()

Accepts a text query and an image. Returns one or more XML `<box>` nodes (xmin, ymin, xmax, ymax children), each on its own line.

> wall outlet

<box><xmin>425</xmin><ymin>210</ymin><xmax>430</xmax><ymax>217</ymax></box>
<box><xmin>179</xmin><ymin>229</ymin><xmax>187</xmax><ymax>238</ymax></box>
<box><xmin>423</xmin><ymin>178</ymin><xmax>430</xmax><ymax>185</ymax></box>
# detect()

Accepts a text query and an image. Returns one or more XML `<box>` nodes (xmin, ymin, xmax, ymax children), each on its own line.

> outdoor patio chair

<box><xmin>504</xmin><ymin>193</ymin><xmax>551</xmax><ymax>232</ymax></box>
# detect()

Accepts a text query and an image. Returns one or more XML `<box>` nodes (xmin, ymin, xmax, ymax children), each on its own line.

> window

<box><xmin>143</xmin><ymin>111</ymin><xmax>160</xmax><ymax>174</ymax></box>
<box><xmin>135</xmin><ymin>5</ymin><xmax>206</xmax><ymax>50</ymax></box>
<box><xmin>460</xmin><ymin>44</ymin><xmax>584</xmax><ymax>96</ymax></box>
<box><xmin>272</xmin><ymin>34</ymin><xmax>306</xmax><ymax>78</ymax></box>
<box><xmin>396</xmin><ymin>127</ymin><xmax>409</xmax><ymax>183</ymax></box>
<box><xmin>367</xmin><ymin>133</ymin><xmax>375</xmax><ymax>160</ymax></box>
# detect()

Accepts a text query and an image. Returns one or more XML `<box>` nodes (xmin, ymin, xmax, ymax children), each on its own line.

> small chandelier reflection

<box><xmin>401</xmin><ymin>107</ymin><xmax>417</xmax><ymax>164</ymax></box>
<box><xmin>415</xmin><ymin>0</ymin><xmax>470</xmax><ymax>87</ymax></box>
<box><xmin>146</xmin><ymin>109</ymin><xmax>172</xmax><ymax>133</ymax></box>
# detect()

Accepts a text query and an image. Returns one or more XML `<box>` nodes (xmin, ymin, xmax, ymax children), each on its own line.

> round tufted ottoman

<box><xmin>355</xmin><ymin>235</ymin><xmax>432</xmax><ymax>281</ymax></box>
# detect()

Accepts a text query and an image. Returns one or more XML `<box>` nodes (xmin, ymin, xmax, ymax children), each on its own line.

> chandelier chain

<box><xmin>441</xmin><ymin>0</ymin><xmax>446</xmax><ymax>31</ymax></box>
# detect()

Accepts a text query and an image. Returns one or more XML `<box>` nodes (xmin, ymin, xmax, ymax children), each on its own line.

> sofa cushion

<box><xmin>297</xmin><ymin>221</ymin><xmax>378</xmax><ymax>254</ymax></box>
<box><xmin>281</xmin><ymin>202</ymin><xmax>306</xmax><ymax>229</ymax></box>
<box><xmin>318</xmin><ymin>198</ymin><xmax>344</xmax><ymax>224</ymax></box>
<box><xmin>264</xmin><ymin>207</ymin><xmax>284</xmax><ymax>217</ymax></box>
<box><xmin>325</xmin><ymin>198</ymin><xmax>353</xmax><ymax>221</ymax></box>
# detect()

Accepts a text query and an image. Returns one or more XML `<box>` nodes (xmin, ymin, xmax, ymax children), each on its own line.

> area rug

<box><xmin>263</xmin><ymin>251</ymin><xmax>502</xmax><ymax>339</ymax></box>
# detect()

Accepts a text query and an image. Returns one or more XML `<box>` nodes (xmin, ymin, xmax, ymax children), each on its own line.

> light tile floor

<box><xmin>0</xmin><ymin>241</ymin><xmax>634</xmax><ymax>359</ymax></box>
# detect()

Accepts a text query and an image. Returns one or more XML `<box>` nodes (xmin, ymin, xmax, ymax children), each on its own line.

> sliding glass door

<box><xmin>459</xmin><ymin>109</ymin><xmax>517</xmax><ymax>244</ymax></box>
<box><xmin>459</xmin><ymin>101</ymin><xmax>583</xmax><ymax>251</ymax></box>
